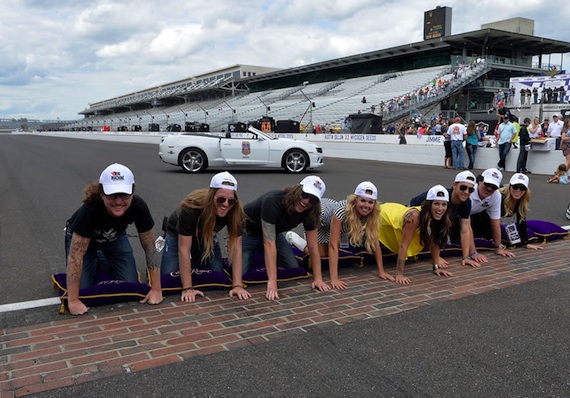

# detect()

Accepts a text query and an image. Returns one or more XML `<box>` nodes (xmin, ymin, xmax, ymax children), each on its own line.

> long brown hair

<box><xmin>419</xmin><ymin>200</ymin><xmax>452</xmax><ymax>249</ymax></box>
<box><xmin>282</xmin><ymin>184</ymin><xmax>320</xmax><ymax>226</ymax></box>
<box><xmin>180</xmin><ymin>188</ymin><xmax>246</xmax><ymax>264</ymax></box>
<box><xmin>466</xmin><ymin>120</ymin><xmax>476</xmax><ymax>136</ymax></box>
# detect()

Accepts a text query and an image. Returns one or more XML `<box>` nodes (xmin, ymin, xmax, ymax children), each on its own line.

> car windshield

<box><xmin>248</xmin><ymin>126</ymin><xmax>276</xmax><ymax>140</ymax></box>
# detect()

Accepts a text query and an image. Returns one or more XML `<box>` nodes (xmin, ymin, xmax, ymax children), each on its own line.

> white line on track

<box><xmin>0</xmin><ymin>297</ymin><xmax>62</xmax><ymax>313</ymax></box>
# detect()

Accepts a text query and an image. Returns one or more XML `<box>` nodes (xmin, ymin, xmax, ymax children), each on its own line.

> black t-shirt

<box><xmin>519</xmin><ymin>125</ymin><xmax>530</xmax><ymax>145</ymax></box>
<box><xmin>409</xmin><ymin>188</ymin><xmax>471</xmax><ymax>219</ymax></box>
<box><xmin>68</xmin><ymin>195</ymin><xmax>154</xmax><ymax>243</ymax></box>
<box><xmin>166</xmin><ymin>206</ymin><xmax>229</xmax><ymax>237</ymax></box>
<box><xmin>244</xmin><ymin>190</ymin><xmax>317</xmax><ymax>236</ymax></box>
<box><xmin>165</xmin><ymin>206</ymin><xmax>236</xmax><ymax>259</ymax></box>
<box><xmin>497</xmin><ymin>106</ymin><xmax>512</xmax><ymax>122</ymax></box>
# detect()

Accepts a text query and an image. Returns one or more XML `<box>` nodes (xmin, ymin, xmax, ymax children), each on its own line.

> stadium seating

<box><xmin>66</xmin><ymin>63</ymin><xmax>489</xmax><ymax>132</ymax></box>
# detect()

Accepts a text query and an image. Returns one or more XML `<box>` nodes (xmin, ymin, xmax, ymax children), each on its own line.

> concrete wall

<box><xmin>17</xmin><ymin>130</ymin><xmax>564</xmax><ymax>175</ymax></box>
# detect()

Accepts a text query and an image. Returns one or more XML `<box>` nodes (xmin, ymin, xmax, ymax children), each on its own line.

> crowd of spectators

<box><xmin>372</xmin><ymin>60</ymin><xmax>486</xmax><ymax>117</ymax></box>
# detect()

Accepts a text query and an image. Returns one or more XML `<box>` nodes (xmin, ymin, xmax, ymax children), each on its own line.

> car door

<box><xmin>220</xmin><ymin>132</ymin><xmax>270</xmax><ymax>165</ymax></box>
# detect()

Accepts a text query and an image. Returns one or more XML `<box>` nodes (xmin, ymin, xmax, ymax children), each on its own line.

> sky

<box><xmin>1</xmin><ymin>0</ymin><xmax>569</xmax><ymax>121</ymax></box>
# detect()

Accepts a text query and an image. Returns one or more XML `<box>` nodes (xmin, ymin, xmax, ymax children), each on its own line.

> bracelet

<box><xmin>462</xmin><ymin>255</ymin><xmax>472</xmax><ymax>260</ymax></box>
<box><xmin>181</xmin><ymin>287</ymin><xmax>193</xmax><ymax>293</ymax></box>
<box><xmin>470</xmin><ymin>251</ymin><xmax>478</xmax><ymax>257</ymax></box>
<box><xmin>232</xmin><ymin>284</ymin><xmax>244</xmax><ymax>289</ymax></box>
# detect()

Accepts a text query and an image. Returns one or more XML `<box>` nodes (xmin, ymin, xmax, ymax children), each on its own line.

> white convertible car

<box><xmin>159</xmin><ymin>126</ymin><xmax>324</xmax><ymax>173</ymax></box>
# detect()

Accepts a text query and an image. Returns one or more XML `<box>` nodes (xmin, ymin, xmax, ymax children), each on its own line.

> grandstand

<box><xmin>0</xmin><ymin>118</ymin><xmax>68</xmax><ymax>132</ymax></box>
<box><xmin>65</xmin><ymin>13</ymin><xmax>570</xmax><ymax>133</ymax></box>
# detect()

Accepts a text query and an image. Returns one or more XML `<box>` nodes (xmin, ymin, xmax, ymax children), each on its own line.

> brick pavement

<box><xmin>1</xmin><ymin>239</ymin><xmax>569</xmax><ymax>397</ymax></box>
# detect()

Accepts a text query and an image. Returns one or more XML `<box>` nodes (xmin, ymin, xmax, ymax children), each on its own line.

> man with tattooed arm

<box><xmin>64</xmin><ymin>163</ymin><xmax>163</xmax><ymax>315</ymax></box>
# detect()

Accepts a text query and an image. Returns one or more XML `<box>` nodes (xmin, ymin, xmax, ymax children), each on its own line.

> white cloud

<box><xmin>0</xmin><ymin>0</ymin><xmax>568</xmax><ymax>120</ymax></box>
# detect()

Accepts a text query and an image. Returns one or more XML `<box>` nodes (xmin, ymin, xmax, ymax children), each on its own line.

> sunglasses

<box><xmin>483</xmin><ymin>182</ymin><xmax>498</xmax><ymax>191</ymax></box>
<box><xmin>301</xmin><ymin>191</ymin><xmax>319</xmax><ymax>205</ymax></box>
<box><xmin>511</xmin><ymin>184</ymin><xmax>527</xmax><ymax>192</ymax></box>
<box><xmin>215</xmin><ymin>196</ymin><xmax>236</xmax><ymax>206</ymax></box>
<box><xmin>458</xmin><ymin>185</ymin><xmax>475</xmax><ymax>193</ymax></box>
<box><xmin>104</xmin><ymin>193</ymin><xmax>132</xmax><ymax>201</ymax></box>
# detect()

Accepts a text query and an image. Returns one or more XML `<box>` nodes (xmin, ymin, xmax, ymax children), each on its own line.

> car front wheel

<box><xmin>180</xmin><ymin>148</ymin><xmax>208</xmax><ymax>173</ymax></box>
<box><xmin>283</xmin><ymin>149</ymin><xmax>308</xmax><ymax>173</ymax></box>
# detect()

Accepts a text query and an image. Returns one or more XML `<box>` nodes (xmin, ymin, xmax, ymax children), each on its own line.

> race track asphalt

<box><xmin>1</xmin><ymin>133</ymin><xmax>569</xmax><ymax>397</ymax></box>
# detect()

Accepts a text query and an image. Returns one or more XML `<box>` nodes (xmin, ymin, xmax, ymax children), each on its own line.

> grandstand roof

<box><xmin>246</xmin><ymin>28</ymin><xmax>570</xmax><ymax>83</ymax></box>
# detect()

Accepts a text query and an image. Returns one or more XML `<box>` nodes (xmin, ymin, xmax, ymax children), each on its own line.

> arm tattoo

<box><xmin>139</xmin><ymin>230</ymin><xmax>160</xmax><ymax>270</ymax></box>
<box><xmin>396</xmin><ymin>258</ymin><xmax>406</xmax><ymax>275</ymax></box>
<box><xmin>261</xmin><ymin>220</ymin><xmax>276</xmax><ymax>241</ymax></box>
<box><xmin>403</xmin><ymin>210</ymin><xmax>417</xmax><ymax>225</ymax></box>
<box><xmin>68</xmin><ymin>235</ymin><xmax>89</xmax><ymax>284</ymax></box>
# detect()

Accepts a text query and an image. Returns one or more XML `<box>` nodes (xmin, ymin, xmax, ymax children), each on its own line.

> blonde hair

<box><xmin>180</xmin><ymin>188</ymin><xmax>246</xmax><ymax>264</ymax></box>
<box><xmin>500</xmin><ymin>185</ymin><xmax>531</xmax><ymax>220</ymax></box>
<box><xmin>343</xmin><ymin>194</ymin><xmax>381</xmax><ymax>253</ymax></box>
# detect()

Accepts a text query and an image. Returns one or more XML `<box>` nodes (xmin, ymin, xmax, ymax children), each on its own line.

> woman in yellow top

<box><xmin>378</xmin><ymin>185</ymin><xmax>454</xmax><ymax>284</ymax></box>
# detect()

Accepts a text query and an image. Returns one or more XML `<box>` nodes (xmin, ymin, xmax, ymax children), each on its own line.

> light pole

<box><xmin>224</xmin><ymin>101</ymin><xmax>236</xmax><ymax>122</ymax></box>
<box><xmin>160</xmin><ymin>110</ymin><xmax>170</xmax><ymax>127</ymax></box>
<box><xmin>258</xmin><ymin>97</ymin><xmax>270</xmax><ymax>116</ymax></box>
<box><xmin>197</xmin><ymin>104</ymin><xmax>208</xmax><ymax>124</ymax></box>
<box><xmin>134</xmin><ymin>112</ymin><xmax>142</xmax><ymax>128</ymax></box>
<box><xmin>176</xmin><ymin>106</ymin><xmax>188</xmax><ymax>125</ymax></box>
<box><xmin>300</xmin><ymin>82</ymin><xmax>314</xmax><ymax>133</ymax></box>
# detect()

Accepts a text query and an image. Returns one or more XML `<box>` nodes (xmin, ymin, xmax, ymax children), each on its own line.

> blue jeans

<box><xmin>242</xmin><ymin>232</ymin><xmax>298</xmax><ymax>274</ymax></box>
<box><xmin>451</xmin><ymin>140</ymin><xmax>465</xmax><ymax>169</ymax></box>
<box><xmin>65</xmin><ymin>228</ymin><xmax>138</xmax><ymax>289</ymax></box>
<box><xmin>498</xmin><ymin>142</ymin><xmax>511</xmax><ymax>168</ymax></box>
<box><xmin>160</xmin><ymin>233</ymin><xmax>224</xmax><ymax>273</ymax></box>
<box><xmin>465</xmin><ymin>143</ymin><xmax>477</xmax><ymax>169</ymax></box>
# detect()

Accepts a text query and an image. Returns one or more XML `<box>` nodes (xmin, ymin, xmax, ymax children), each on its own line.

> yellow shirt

<box><xmin>512</xmin><ymin>121</ymin><xmax>520</xmax><ymax>143</ymax></box>
<box><xmin>378</xmin><ymin>203</ymin><xmax>424</xmax><ymax>257</ymax></box>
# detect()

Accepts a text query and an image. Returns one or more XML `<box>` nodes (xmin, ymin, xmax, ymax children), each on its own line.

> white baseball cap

<box><xmin>300</xmin><ymin>176</ymin><xmax>326</xmax><ymax>200</ymax></box>
<box><xmin>509</xmin><ymin>173</ymin><xmax>529</xmax><ymax>188</ymax></box>
<box><xmin>99</xmin><ymin>163</ymin><xmax>134</xmax><ymax>195</ymax></box>
<box><xmin>354</xmin><ymin>181</ymin><xmax>378</xmax><ymax>200</ymax></box>
<box><xmin>210</xmin><ymin>171</ymin><xmax>237</xmax><ymax>191</ymax></box>
<box><xmin>426</xmin><ymin>185</ymin><xmax>449</xmax><ymax>202</ymax></box>
<box><xmin>481</xmin><ymin>168</ymin><xmax>503</xmax><ymax>188</ymax></box>
<box><xmin>454</xmin><ymin>170</ymin><xmax>476</xmax><ymax>185</ymax></box>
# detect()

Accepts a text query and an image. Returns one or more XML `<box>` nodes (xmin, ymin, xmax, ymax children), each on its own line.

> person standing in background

<box><xmin>516</xmin><ymin>118</ymin><xmax>532</xmax><ymax>174</ymax></box>
<box><xmin>448</xmin><ymin>117</ymin><xmax>466</xmax><ymax>170</ymax></box>
<box><xmin>465</xmin><ymin>120</ymin><xmax>479</xmax><ymax>170</ymax></box>
<box><xmin>496</xmin><ymin>116</ymin><xmax>516</xmax><ymax>171</ymax></box>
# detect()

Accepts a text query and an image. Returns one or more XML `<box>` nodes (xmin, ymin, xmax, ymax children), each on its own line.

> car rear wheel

<box><xmin>283</xmin><ymin>149</ymin><xmax>308</xmax><ymax>173</ymax></box>
<box><xmin>180</xmin><ymin>148</ymin><xmax>208</xmax><ymax>173</ymax></box>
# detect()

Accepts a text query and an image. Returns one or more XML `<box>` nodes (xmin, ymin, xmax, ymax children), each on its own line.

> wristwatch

<box><xmin>432</xmin><ymin>264</ymin><xmax>439</xmax><ymax>271</ymax></box>
<box><xmin>495</xmin><ymin>243</ymin><xmax>506</xmax><ymax>250</ymax></box>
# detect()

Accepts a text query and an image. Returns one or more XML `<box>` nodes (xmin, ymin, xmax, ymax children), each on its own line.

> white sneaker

<box><xmin>285</xmin><ymin>231</ymin><xmax>307</xmax><ymax>251</ymax></box>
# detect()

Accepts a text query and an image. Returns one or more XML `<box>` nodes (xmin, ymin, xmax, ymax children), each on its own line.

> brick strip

<box><xmin>1</xmin><ymin>239</ymin><xmax>568</xmax><ymax>397</ymax></box>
